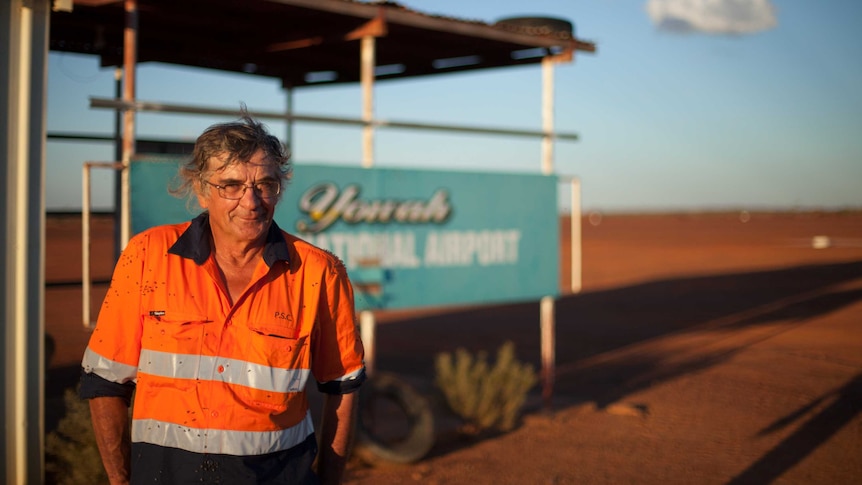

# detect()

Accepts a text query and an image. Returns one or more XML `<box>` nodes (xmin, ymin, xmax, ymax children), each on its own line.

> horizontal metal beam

<box><xmin>46</xmin><ymin>132</ymin><xmax>114</xmax><ymax>142</ymax></box>
<box><xmin>89</xmin><ymin>97</ymin><xmax>580</xmax><ymax>141</ymax></box>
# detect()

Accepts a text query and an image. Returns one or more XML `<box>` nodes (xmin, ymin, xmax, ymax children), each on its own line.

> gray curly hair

<box><xmin>171</xmin><ymin>108</ymin><xmax>292</xmax><ymax>205</ymax></box>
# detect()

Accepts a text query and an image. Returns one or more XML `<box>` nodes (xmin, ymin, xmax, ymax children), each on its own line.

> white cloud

<box><xmin>645</xmin><ymin>0</ymin><xmax>777</xmax><ymax>35</ymax></box>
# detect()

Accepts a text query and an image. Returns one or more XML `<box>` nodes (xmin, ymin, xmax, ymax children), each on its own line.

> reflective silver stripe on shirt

<box><xmin>331</xmin><ymin>366</ymin><xmax>365</xmax><ymax>382</ymax></box>
<box><xmin>81</xmin><ymin>347</ymin><xmax>138</xmax><ymax>383</ymax></box>
<box><xmin>131</xmin><ymin>411</ymin><xmax>314</xmax><ymax>456</ymax></box>
<box><xmin>138</xmin><ymin>349</ymin><xmax>309</xmax><ymax>393</ymax></box>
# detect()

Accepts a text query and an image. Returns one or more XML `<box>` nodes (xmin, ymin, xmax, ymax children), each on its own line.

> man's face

<box><xmin>197</xmin><ymin>149</ymin><xmax>281</xmax><ymax>246</ymax></box>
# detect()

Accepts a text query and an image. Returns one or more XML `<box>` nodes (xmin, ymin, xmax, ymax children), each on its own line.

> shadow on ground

<box><xmin>369</xmin><ymin>260</ymin><xmax>862</xmax><ymax>459</ymax></box>
<box><xmin>45</xmin><ymin>260</ymin><xmax>862</xmax><ymax>467</ymax></box>
<box><xmin>728</xmin><ymin>370</ymin><xmax>862</xmax><ymax>484</ymax></box>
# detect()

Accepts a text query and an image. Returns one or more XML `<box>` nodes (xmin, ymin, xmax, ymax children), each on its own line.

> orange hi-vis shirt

<box><xmin>81</xmin><ymin>214</ymin><xmax>365</xmax><ymax>456</ymax></box>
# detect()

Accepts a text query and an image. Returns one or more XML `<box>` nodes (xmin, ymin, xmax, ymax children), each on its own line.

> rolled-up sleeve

<box><xmin>80</xmin><ymin>232</ymin><xmax>148</xmax><ymax>399</ymax></box>
<box><xmin>313</xmin><ymin>254</ymin><xmax>366</xmax><ymax>394</ymax></box>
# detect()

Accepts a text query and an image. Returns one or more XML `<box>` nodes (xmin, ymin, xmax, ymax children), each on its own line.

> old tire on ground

<box><xmin>493</xmin><ymin>16</ymin><xmax>574</xmax><ymax>37</ymax></box>
<box><xmin>354</xmin><ymin>372</ymin><xmax>435</xmax><ymax>465</ymax></box>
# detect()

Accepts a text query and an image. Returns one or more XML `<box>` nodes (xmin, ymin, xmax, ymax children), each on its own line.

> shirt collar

<box><xmin>168</xmin><ymin>212</ymin><xmax>290</xmax><ymax>267</ymax></box>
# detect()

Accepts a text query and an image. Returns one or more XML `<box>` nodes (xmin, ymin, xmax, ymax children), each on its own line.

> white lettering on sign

<box><xmin>313</xmin><ymin>231</ymin><xmax>422</xmax><ymax>268</ymax></box>
<box><xmin>296</xmin><ymin>183</ymin><xmax>452</xmax><ymax>233</ymax></box>
<box><xmin>424</xmin><ymin>230</ymin><xmax>521</xmax><ymax>267</ymax></box>
<box><xmin>304</xmin><ymin>229</ymin><xmax>521</xmax><ymax>269</ymax></box>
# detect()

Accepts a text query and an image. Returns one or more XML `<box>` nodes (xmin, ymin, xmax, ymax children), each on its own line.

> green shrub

<box><xmin>45</xmin><ymin>389</ymin><xmax>108</xmax><ymax>485</ymax></box>
<box><xmin>434</xmin><ymin>340</ymin><xmax>537</xmax><ymax>433</ymax></box>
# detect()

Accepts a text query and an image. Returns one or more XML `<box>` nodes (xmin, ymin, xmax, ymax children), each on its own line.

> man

<box><xmin>80</xmin><ymin>112</ymin><xmax>366</xmax><ymax>484</ymax></box>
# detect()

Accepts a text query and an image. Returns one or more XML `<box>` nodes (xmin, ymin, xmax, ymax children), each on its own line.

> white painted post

<box><xmin>83</xmin><ymin>163</ymin><xmax>92</xmax><ymax>328</ymax></box>
<box><xmin>1</xmin><ymin>0</ymin><xmax>49</xmax><ymax>481</ymax></box>
<box><xmin>540</xmin><ymin>296</ymin><xmax>555</xmax><ymax>411</ymax></box>
<box><xmin>361</xmin><ymin>35</ymin><xmax>375</xmax><ymax>168</ymax></box>
<box><xmin>359</xmin><ymin>310</ymin><xmax>376</xmax><ymax>377</ymax></box>
<box><xmin>83</xmin><ymin>162</ymin><xmax>123</xmax><ymax>328</ymax></box>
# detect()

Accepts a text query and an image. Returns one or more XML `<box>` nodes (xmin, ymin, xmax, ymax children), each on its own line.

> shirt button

<box><xmin>211</xmin><ymin>411</ymin><xmax>219</xmax><ymax>418</ymax></box>
<box><xmin>217</xmin><ymin>365</ymin><xmax>225</xmax><ymax>373</ymax></box>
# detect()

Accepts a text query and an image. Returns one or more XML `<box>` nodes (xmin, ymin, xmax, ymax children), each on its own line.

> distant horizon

<box><xmin>46</xmin><ymin>206</ymin><xmax>862</xmax><ymax>217</ymax></box>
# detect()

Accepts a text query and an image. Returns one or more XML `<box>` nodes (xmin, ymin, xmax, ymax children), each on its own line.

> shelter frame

<box><xmin>3</xmin><ymin>0</ymin><xmax>596</xmax><ymax>481</ymax></box>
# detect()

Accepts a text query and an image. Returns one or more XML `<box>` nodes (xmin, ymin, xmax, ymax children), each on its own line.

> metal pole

<box><xmin>83</xmin><ymin>163</ymin><xmax>91</xmax><ymax>328</ymax></box>
<box><xmin>89</xmin><ymin>97</ymin><xmax>582</xmax><ymax>141</ymax></box>
<box><xmin>359</xmin><ymin>310</ymin><xmax>376</xmax><ymax>377</ymax></box>
<box><xmin>540</xmin><ymin>296</ymin><xmax>555</xmax><ymax>412</ymax></box>
<box><xmin>1</xmin><ymin>0</ymin><xmax>49</xmax><ymax>482</ymax></box>
<box><xmin>285</xmin><ymin>86</ymin><xmax>294</xmax><ymax>153</ymax></box>
<box><xmin>541</xmin><ymin>56</ymin><xmax>555</xmax><ymax>175</ymax></box>
<box><xmin>361</xmin><ymin>35</ymin><xmax>375</xmax><ymax>168</ymax></box>
<box><xmin>82</xmin><ymin>162</ymin><xmax>123</xmax><ymax>329</ymax></box>
<box><xmin>120</xmin><ymin>0</ymin><xmax>138</xmax><ymax>248</ymax></box>
<box><xmin>113</xmin><ymin>67</ymin><xmax>123</xmax><ymax>261</ymax></box>
<box><xmin>26</xmin><ymin>3</ymin><xmax>49</xmax><ymax>481</ymax></box>
<box><xmin>570</xmin><ymin>178</ymin><xmax>582</xmax><ymax>293</ymax></box>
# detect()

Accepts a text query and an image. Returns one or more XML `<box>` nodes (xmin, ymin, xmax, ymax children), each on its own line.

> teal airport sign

<box><xmin>131</xmin><ymin>160</ymin><xmax>559</xmax><ymax>310</ymax></box>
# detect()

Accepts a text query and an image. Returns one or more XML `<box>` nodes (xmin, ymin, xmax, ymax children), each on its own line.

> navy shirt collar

<box><xmin>168</xmin><ymin>213</ymin><xmax>290</xmax><ymax>267</ymax></box>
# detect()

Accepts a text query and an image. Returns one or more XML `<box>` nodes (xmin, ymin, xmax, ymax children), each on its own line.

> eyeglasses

<box><xmin>203</xmin><ymin>179</ymin><xmax>281</xmax><ymax>200</ymax></box>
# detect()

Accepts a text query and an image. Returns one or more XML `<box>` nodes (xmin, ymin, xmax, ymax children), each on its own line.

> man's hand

<box><xmin>89</xmin><ymin>396</ymin><xmax>132</xmax><ymax>485</ymax></box>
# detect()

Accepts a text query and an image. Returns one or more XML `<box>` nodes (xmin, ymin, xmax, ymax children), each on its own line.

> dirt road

<box><xmin>46</xmin><ymin>211</ymin><xmax>862</xmax><ymax>484</ymax></box>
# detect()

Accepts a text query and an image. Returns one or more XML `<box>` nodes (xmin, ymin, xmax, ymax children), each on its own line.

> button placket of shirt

<box><xmin>196</xmin><ymin>302</ymin><xmax>230</xmax><ymax>434</ymax></box>
<box><xmin>208</xmin><ymin>259</ymin><xmax>279</xmax><ymax>423</ymax></box>
<box><xmin>211</xmin><ymin>314</ymin><xmax>231</xmax><ymax>388</ymax></box>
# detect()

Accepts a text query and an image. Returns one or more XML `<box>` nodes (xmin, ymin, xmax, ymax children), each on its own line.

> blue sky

<box><xmin>46</xmin><ymin>0</ymin><xmax>862</xmax><ymax>212</ymax></box>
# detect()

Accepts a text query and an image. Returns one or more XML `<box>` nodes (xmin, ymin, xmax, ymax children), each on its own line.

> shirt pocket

<box><xmin>138</xmin><ymin>311</ymin><xmax>211</xmax><ymax>394</ymax></box>
<box><xmin>241</xmin><ymin>323</ymin><xmax>308</xmax><ymax>414</ymax></box>
<box><xmin>141</xmin><ymin>310</ymin><xmax>212</xmax><ymax>355</ymax></box>
<box><xmin>245</xmin><ymin>320</ymin><xmax>305</xmax><ymax>368</ymax></box>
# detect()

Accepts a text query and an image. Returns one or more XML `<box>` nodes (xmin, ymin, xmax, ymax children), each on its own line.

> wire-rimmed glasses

<box><xmin>202</xmin><ymin>180</ymin><xmax>281</xmax><ymax>200</ymax></box>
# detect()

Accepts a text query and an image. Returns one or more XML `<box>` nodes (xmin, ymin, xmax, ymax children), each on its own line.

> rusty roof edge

<box><xmin>270</xmin><ymin>0</ymin><xmax>596</xmax><ymax>52</ymax></box>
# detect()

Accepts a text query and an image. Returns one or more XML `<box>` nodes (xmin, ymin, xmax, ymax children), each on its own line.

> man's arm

<box><xmin>317</xmin><ymin>391</ymin><xmax>359</xmax><ymax>485</ymax></box>
<box><xmin>89</xmin><ymin>396</ymin><xmax>132</xmax><ymax>485</ymax></box>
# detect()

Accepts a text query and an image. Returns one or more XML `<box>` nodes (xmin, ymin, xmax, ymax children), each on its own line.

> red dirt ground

<box><xmin>45</xmin><ymin>211</ymin><xmax>862</xmax><ymax>484</ymax></box>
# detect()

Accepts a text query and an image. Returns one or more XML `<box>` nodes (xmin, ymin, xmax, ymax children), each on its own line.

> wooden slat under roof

<box><xmin>49</xmin><ymin>0</ymin><xmax>596</xmax><ymax>88</ymax></box>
